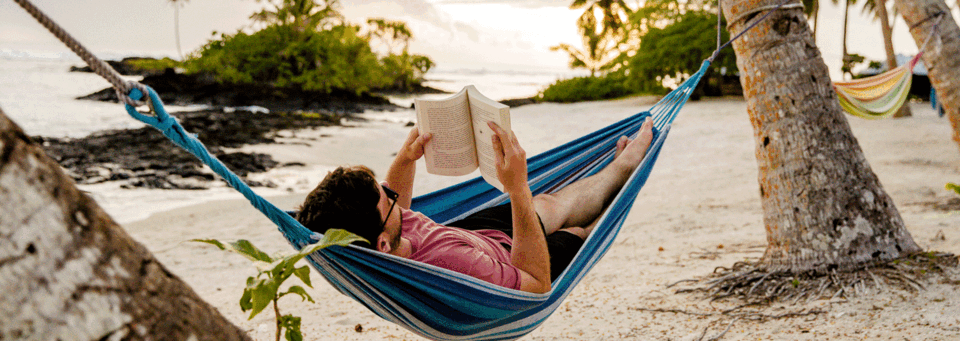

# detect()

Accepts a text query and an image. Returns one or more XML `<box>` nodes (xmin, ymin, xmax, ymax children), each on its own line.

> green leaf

<box><xmin>293</xmin><ymin>266</ymin><xmax>312</xmax><ymax>288</ymax></box>
<box><xmin>298</xmin><ymin>229</ymin><xmax>366</xmax><ymax>257</ymax></box>
<box><xmin>229</xmin><ymin>240</ymin><xmax>274</xmax><ymax>262</ymax></box>
<box><xmin>247</xmin><ymin>278</ymin><xmax>279</xmax><ymax>319</ymax></box>
<box><xmin>280</xmin><ymin>315</ymin><xmax>303</xmax><ymax>341</ymax></box>
<box><xmin>239</xmin><ymin>277</ymin><xmax>255</xmax><ymax>312</ymax></box>
<box><xmin>191</xmin><ymin>238</ymin><xmax>228</xmax><ymax>250</ymax></box>
<box><xmin>191</xmin><ymin>238</ymin><xmax>273</xmax><ymax>263</ymax></box>
<box><xmin>279</xmin><ymin>285</ymin><xmax>315</xmax><ymax>303</ymax></box>
<box><xmin>946</xmin><ymin>183</ymin><xmax>960</xmax><ymax>195</ymax></box>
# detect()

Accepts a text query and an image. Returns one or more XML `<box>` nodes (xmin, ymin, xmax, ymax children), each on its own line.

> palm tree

<box><xmin>551</xmin><ymin>9</ymin><xmax>620</xmax><ymax>76</ymax></box>
<box><xmin>834</xmin><ymin>0</ymin><xmax>862</xmax><ymax>78</ymax></box>
<box><xmin>169</xmin><ymin>0</ymin><xmax>189</xmax><ymax>60</ymax></box>
<box><xmin>718</xmin><ymin>0</ymin><xmax>921</xmax><ymax>276</ymax></box>
<box><xmin>0</xmin><ymin>107</ymin><xmax>250</xmax><ymax>340</ymax></box>
<box><xmin>571</xmin><ymin>0</ymin><xmax>632</xmax><ymax>38</ymax></box>
<box><xmin>894</xmin><ymin>0</ymin><xmax>960</xmax><ymax>152</ymax></box>
<box><xmin>366</xmin><ymin>18</ymin><xmax>413</xmax><ymax>55</ymax></box>
<box><xmin>554</xmin><ymin>0</ymin><xmax>632</xmax><ymax>75</ymax></box>
<box><xmin>251</xmin><ymin>0</ymin><xmax>343</xmax><ymax>32</ymax></box>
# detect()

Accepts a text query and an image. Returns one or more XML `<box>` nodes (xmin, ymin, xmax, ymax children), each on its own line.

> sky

<box><xmin>1</xmin><ymin>0</ymin><xmax>957</xmax><ymax>77</ymax></box>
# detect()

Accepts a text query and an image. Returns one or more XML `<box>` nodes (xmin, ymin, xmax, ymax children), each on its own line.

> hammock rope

<box><xmin>14</xmin><ymin>0</ymin><xmax>787</xmax><ymax>339</ymax></box>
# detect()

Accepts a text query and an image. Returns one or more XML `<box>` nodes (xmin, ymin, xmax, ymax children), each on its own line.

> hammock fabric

<box><xmin>832</xmin><ymin>54</ymin><xmax>922</xmax><ymax>119</ymax></box>
<box><xmin>119</xmin><ymin>62</ymin><xmax>710</xmax><ymax>340</ymax></box>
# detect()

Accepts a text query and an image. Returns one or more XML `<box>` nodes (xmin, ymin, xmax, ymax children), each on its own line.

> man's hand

<box><xmin>397</xmin><ymin>127</ymin><xmax>432</xmax><ymax>164</ymax></box>
<box><xmin>488</xmin><ymin>121</ymin><xmax>528</xmax><ymax>195</ymax></box>
<box><xmin>386</xmin><ymin>126</ymin><xmax>431</xmax><ymax>209</ymax></box>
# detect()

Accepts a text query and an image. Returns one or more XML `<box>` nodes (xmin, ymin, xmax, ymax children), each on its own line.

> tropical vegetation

<box><xmin>542</xmin><ymin>0</ymin><xmax>738</xmax><ymax>102</ymax></box>
<box><xmin>161</xmin><ymin>0</ymin><xmax>433</xmax><ymax>95</ymax></box>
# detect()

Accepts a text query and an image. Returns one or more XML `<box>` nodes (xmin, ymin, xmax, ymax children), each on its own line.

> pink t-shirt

<box><xmin>399</xmin><ymin>208</ymin><xmax>522</xmax><ymax>290</ymax></box>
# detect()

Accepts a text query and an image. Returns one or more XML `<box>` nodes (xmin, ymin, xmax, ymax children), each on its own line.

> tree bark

<box><xmin>719</xmin><ymin>0</ymin><xmax>922</xmax><ymax>273</ymax></box>
<box><xmin>894</xmin><ymin>0</ymin><xmax>960</xmax><ymax>151</ymax></box>
<box><xmin>0</xmin><ymin>107</ymin><xmax>250</xmax><ymax>340</ymax></box>
<box><xmin>876</xmin><ymin>0</ymin><xmax>913</xmax><ymax>118</ymax></box>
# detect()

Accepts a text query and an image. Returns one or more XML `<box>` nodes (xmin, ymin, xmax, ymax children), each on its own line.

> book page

<box><xmin>465</xmin><ymin>85</ymin><xmax>511</xmax><ymax>192</ymax></box>
<box><xmin>415</xmin><ymin>88</ymin><xmax>479</xmax><ymax>176</ymax></box>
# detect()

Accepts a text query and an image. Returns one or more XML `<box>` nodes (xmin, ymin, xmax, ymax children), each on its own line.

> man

<box><xmin>297</xmin><ymin>120</ymin><xmax>653</xmax><ymax>293</ymax></box>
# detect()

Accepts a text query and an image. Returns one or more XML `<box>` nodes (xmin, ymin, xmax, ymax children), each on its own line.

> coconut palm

<box><xmin>894</xmin><ymin>0</ymin><xmax>960</xmax><ymax>151</ymax></box>
<box><xmin>366</xmin><ymin>18</ymin><xmax>413</xmax><ymax>54</ymax></box>
<box><xmin>0</xmin><ymin>107</ymin><xmax>250</xmax><ymax>340</ymax></box>
<box><xmin>571</xmin><ymin>0</ymin><xmax>632</xmax><ymax>39</ymax></box>
<box><xmin>718</xmin><ymin>0</ymin><xmax>921</xmax><ymax>275</ymax></box>
<box><xmin>553</xmin><ymin>0</ymin><xmax>633</xmax><ymax>74</ymax></box>
<box><xmin>251</xmin><ymin>0</ymin><xmax>343</xmax><ymax>32</ymax></box>
<box><xmin>551</xmin><ymin>8</ymin><xmax>621</xmax><ymax>76</ymax></box>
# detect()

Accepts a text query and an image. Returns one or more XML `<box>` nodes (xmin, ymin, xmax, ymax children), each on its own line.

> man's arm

<box><xmin>488</xmin><ymin>122</ymin><xmax>551</xmax><ymax>294</ymax></box>
<box><xmin>385</xmin><ymin>127</ymin><xmax>432</xmax><ymax>209</ymax></box>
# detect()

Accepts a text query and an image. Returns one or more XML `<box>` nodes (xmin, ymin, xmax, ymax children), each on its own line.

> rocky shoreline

<box><xmin>36</xmin><ymin>108</ymin><xmax>343</xmax><ymax>190</ymax></box>
<box><xmin>38</xmin><ymin>60</ymin><xmax>428</xmax><ymax>190</ymax></box>
<box><xmin>50</xmin><ymin>61</ymin><xmax>536</xmax><ymax>190</ymax></box>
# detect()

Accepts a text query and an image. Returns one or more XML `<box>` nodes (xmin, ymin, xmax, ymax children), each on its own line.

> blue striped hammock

<box><xmin>125</xmin><ymin>61</ymin><xmax>711</xmax><ymax>340</ymax></box>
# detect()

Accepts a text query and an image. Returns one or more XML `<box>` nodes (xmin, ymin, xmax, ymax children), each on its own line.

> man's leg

<box><xmin>534</xmin><ymin>119</ymin><xmax>653</xmax><ymax>235</ymax></box>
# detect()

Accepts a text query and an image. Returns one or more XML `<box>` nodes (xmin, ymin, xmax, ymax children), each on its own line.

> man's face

<box><xmin>376</xmin><ymin>182</ymin><xmax>401</xmax><ymax>251</ymax></box>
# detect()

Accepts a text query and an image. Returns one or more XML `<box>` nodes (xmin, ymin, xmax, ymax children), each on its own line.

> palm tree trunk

<box><xmin>842</xmin><ymin>0</ymin><xmax>851</xmax><ymax>79</ymax></box>
<box><xmin>876</xmin><ymin>0</ymin><xmax>913</xmax><ymax>117</ymax></box>
<box><xmin>0</xmin><ymin>107</ymin><xmax>249</xmax><ymax>340</ymax></box>
<box><xmin>894</xmin><ymin>0</ymin><xmax>960</xmax><ymax>151</ymax></box>
<box><xmin>874</xmin><ymin>0</ymin><xmax>913</xmax><ymax>118</ymax></box>
<box><xmin>175</xmin><ymin>5</ymin><xmax>183</xmax><ymax>60</ymax></box>
<box><xmin>877</xmin><ymin>0</ymin><xmax>898</xmax><ymax>69</ymax></box>
<box><xmin>719</xmin><ymin>0</ymin><xmax>921</xmax><ymax>273</ymax></box>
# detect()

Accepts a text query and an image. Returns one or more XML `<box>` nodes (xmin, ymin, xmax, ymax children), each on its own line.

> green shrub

<box><xmin>380</xmin><ymin>52</ymin><xmax>434</xmax><ymax>91</ymax></box>
<box><xmin>539</xmin><ymin>74</ymin><xmax>635</xmax><ymax>103</ymax></box>
<box><xmin>184</xmin><ymin>24</ymin><xmax>388</xmax><ymax>94</ymax></box>
<box><xmin>126</xmin><ymin>57</ymin><xmax>181</xmax><ymax>72</ymax></box>
<box><xmin>625</xmin><ymin>11</ymin><xmax>737</xmax><ymax>94</ymax></box>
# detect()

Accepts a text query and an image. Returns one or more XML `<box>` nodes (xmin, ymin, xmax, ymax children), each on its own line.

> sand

<box><xmin>117</xmin><ymin>98</ymin><xmax>960</xmax><ymax>340</ymax></box>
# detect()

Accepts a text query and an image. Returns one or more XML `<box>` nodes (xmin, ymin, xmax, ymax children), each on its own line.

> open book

<box><xmin>414</xmin><ymin>85</ymin><xmax>511</xmax><ymax>191</ymax></box>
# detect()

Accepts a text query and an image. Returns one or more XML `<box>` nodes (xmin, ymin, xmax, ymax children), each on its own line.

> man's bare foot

<box><xmin>615</xmin><ymin>136</ymin><xmax>629</xmax><ymax>159</ymax></box>
<box><xmin>612</xmin><ymin>119</ymin><xmax>654</xmax><ymax>171</ymax></box>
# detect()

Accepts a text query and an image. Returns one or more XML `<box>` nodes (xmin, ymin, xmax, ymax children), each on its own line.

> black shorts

<box><xmin>447</xmin><ymin>203</ymin><xmax>585</xmax><ymax>282</ymax></box>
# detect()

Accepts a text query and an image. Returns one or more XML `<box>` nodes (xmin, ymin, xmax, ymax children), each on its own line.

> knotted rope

<box><xmin>13</xmin><ymin>0</ymin><xmax>149</xmax><ymax>108</ymax></box>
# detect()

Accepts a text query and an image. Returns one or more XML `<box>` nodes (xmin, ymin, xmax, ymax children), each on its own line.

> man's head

<box><xmin>296</xmin><ymin>165</ymin><xmax>385</xmax><ymax>249</ymax></box>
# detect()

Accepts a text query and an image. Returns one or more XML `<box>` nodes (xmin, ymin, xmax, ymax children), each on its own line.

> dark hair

<box><xmin>296</xmin><ymin>165</ymin><xmax>382</xmax><ymax>249</ymax></box>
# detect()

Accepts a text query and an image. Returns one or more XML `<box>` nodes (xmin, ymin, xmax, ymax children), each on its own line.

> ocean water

<box><xmin>0</xmin><ymin>52</ymin><xmax>574</xmax><ymax>223</ymax></box>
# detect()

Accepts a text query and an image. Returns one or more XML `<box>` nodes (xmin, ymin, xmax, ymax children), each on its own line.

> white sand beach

<box><xmin>115</xmin><ymin>98</ymin><xmax>960</xmax><ymax>340</ymax></box>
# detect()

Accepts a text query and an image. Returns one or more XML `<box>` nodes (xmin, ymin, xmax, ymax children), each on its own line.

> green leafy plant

<box><xmin>947</xmin><ymin>183</ymin><xmax>960</xmax><ymax>195</ymax></box>
<box><xmin>539</xmin><ymin>73</ymin><xmax>634</xmax><ymax>103</ymax></box>
<box><xmin>193</xmin><ymin>229</ymin><xmax>363</xmax><ymax>341</ymax></box>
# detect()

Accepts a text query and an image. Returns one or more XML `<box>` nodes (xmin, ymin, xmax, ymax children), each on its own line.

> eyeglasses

<box><xmin>380</xmin><ymin>185</ymin><xmax>399</xmax><ymax>230</ymax></box>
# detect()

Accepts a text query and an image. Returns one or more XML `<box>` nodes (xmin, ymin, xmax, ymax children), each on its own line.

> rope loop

<box><xmin>124</xmin><ymin>86</ymin><xmax>176</xmax><ymax>133</ymax></box>
<box><xmin>909</xmin><ymin>11</ymin><xmax>946</xmax><ymax>30</ymax></box>
<box><xmin>726</xmin><ymin>0</ymin><xmax>804</xmax><ymax>25</ymax></box>
<box><xmin>707</xmin><ymin>0</ymin><xmax>798</xmax><ymax>62</ymax></box>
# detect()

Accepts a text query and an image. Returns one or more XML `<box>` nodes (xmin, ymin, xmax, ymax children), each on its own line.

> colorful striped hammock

<box><xmin>833</xmin><ymin>54</ymin><xmax>922</xmax><ymax>119</ymax></box>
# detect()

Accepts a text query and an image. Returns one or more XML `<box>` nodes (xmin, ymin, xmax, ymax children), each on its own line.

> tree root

<box><xmin>674</xmin><ymin>252</ymin><xmax>959</xmax><ymax>305</ymax></box>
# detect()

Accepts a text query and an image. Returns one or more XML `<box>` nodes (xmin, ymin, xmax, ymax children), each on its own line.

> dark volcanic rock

<box><xmin>37</xmin><ymin>109</ymin><xmax>339</xmax><ymax>189</ymax></box>
<box><xmin>77</xmin><ymin>69</ymin><xmax>403</xmax><ymax>114</ymax></box>
<box><xmin>69</xmin><ymin>57</ymin><xmax>168</xmax><ymax>77</ymax></box>
<box><xmin>499</xmin><ymin>97</ymin><xmax>538</xmax><ymax>108</ymax></box>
